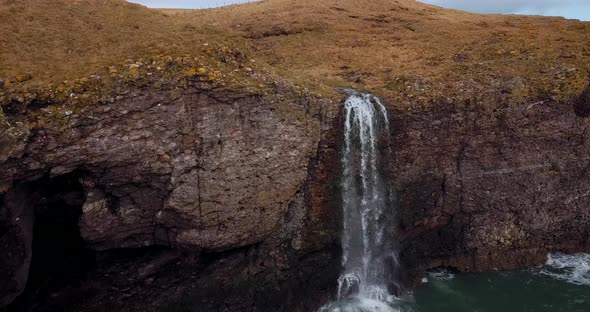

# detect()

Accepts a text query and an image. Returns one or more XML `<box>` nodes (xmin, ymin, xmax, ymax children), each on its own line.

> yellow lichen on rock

<box><xmin>185</xmin><ymin>68</ymin><xmax>198</xmax><ymax>77</ymax></box>
<box><xmin>510</xmin><ymin>86</ymin><xmax>530</xmax><ymax>104</ymax></box>
<box><xmin>127</xmin><ymin>66</ymin><xmax>140</xmax><ymax>80</ymax></box>
<box><xmin>184</xmin><ymin>67</ymin><xmax>216</xmax><ymax>80</ymax></box>
<box><xmin>15</xmin><ymin>74</ymin><xmax>32</xmax><ymax>82</ymax></box>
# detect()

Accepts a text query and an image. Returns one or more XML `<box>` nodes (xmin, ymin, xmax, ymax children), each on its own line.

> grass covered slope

<box><xmin>190</xmin><ymin>0</ymin><xmax>590</xmax><ymax>103</ymax></box>
<box><xmin>0</xmin><ymin>0</ymin><xmax>247</xmax><ymax>84</ymax></box>
<box><xmin>0</xmin><ymin>0</ymin><xmax>589</xmax><ymax>104</ymax></box>
<box><xmin>0</xmin><ymin>0</ymin><xmax>281</xmax><ymax>123</ymax></box>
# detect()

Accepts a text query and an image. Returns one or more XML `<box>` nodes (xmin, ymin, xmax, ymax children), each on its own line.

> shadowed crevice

<box><xmin>573</xmin><ymin>86</ymin><xmax>590</xmax><ymax>117</ymax></box>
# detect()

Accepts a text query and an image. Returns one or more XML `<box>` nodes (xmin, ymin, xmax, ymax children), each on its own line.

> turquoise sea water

<box><xmin>403</xmin><ymin>253</ymin><xmax>590</xmax><ymax>312</ymax></box>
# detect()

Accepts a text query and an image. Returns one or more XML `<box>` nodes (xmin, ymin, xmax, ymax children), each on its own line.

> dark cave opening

<box><xmin>2</xmin><ymin>171</ymin><xmax>338</xmax><ymax>311</ymax></box>
<box><xmin>8</xmin><ymin>172</ymin><xmax>96</xmax><ymax>311</ymax></box>
<box><xmin>5</xmin><ymin>172</ymin><xmax>190</xmax><ymax>311</ymax></box>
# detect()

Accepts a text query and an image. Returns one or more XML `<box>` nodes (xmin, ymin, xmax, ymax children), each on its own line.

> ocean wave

<box><xmin>539</xmin><ymin>253</ymin><xmax>590</xmax><ymax>286</ymax></box>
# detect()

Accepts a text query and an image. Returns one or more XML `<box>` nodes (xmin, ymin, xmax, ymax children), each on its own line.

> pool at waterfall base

<box><xmin>320</xmin><ymin>252</ymin><xmax>590</xmax><ymax>312</ymax></box>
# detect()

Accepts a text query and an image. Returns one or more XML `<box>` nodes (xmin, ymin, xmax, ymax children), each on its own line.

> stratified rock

<box><xmin>393</xmin><ymin>95</ymin><xmax>590</xmax><ymax>275</ymax></box>
<box><xmin>1</xmin><ymin>86</ymin><xmax>325</xmax><ymax>251</ymax></box>
<box><xmin>0</xmin><ymin>78</ymin><xmax>341</xmax><ymax>309</ymax></box>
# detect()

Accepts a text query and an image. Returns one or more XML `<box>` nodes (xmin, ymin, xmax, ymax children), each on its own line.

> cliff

<box><xmin>1</xmin><ymin>0</ymin><xmax>590</xmax><ymax>310</ymax></box>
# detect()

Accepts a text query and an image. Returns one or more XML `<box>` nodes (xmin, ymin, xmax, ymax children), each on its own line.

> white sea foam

<box><xmin>427</xmin><ymin>269</ymin><xmax>456</xmax><ymax>281</ymax></box>
<box><xmin>539</xmin><ymin>253</ymin><xmax>590</xmax><ymax>286</ymax></box>
<box><xmin>318</xmin><ymin>297</ymin><xmax>402</xmax><ymax>312</ymax></box>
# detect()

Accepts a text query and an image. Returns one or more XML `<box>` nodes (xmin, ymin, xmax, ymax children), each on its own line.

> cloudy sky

<box><xmin>129</xmin><ymin>0</ymin><xmax>590</xmax><ymax>20</ymax></box>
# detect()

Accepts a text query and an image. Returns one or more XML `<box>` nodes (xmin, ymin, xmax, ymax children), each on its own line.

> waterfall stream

<box><xmin>319</xmin><ymin>92</ymin><xmax>590</xmax><ymax>312</ymax></box>
<box><xmin>320</xmin><ymin>91</ymin><xmax>401</xmax><ymax>312</ymax></box>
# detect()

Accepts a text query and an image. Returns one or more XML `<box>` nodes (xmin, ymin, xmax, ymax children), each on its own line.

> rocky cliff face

<box><xmin>0</xmin><ymin>75</ymin><xmax>343</xmax><ymax>310</ymax></box>
<box><xmin>391</xmin><ymin>88</ymin><xmax>590</xmax><ymax>279</ymax></box>
<box><xmin>3</xmin><ymin>80</ymin><xmax>590</xmax><ymax>310</ymax></box>
<box><xmin>2</xmin><ymin>85</ymin><xmax>318</xmax><ymax>249</ymax></box>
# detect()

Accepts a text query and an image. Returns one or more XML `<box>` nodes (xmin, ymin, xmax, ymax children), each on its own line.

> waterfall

<box><xmin>320</xmin><ymin>91</ymin><xmax>401</xmax><ymax>312</ymax></box>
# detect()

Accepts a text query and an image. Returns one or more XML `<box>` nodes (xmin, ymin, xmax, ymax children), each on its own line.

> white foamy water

<box><xmin>427</xmin><ymin>269</ymin><xmax>455</xmax><ymax>281</ymax></box>
<box><xmin>319</xmin><ymin>297</ymin><xmax>401</xmax><ymax>312</ymax></box>
<box><xmin>539</xmin><ymin>253</ymin><xmax>590</xmax><ymax>286</ymax></box>
<box><xmin>320</xmin><ymin>91</ymin><xmax>399</xmax><ymax>312</ymax></box>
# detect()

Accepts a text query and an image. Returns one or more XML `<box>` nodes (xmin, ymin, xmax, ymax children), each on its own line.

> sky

<box><xmin>128</xmin><ymin>0</ymin><xmax>252</xmax><ymax>9</ymax></box>
<box><xmin>128</xmin><ymin>0</ymin><xmax>590</xmax><ymax>21</ymax></box>
<box><xmin>420</xmin><ymin>0</ymin><xmax>590</xmax><ymax>21</ymax></box>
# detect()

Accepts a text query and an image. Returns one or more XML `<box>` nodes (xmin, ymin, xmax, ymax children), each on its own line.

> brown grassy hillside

<box><xmin>187</xmin><ymin>0</ymin><xmax>590</xmax><ymax>102</ymax></box>
<box><xmin>0</xmin><ymin>0</ymin><xmax>247</xmax><ymax>85</ymax></box>
<box><xmin>1</xmin><ymin>0</ymin><xmax>590</xmax><ymax>103</ymax></box>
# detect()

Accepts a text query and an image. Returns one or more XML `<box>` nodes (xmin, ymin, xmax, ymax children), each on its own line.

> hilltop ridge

<box><xmin>1</xmin><ymin>0</ymin><xmax>589</xmax><ymax>103</ymax></box>
<box><xmin>188</xmin><ymin>0</ymin><xmax>590</xmax><ymax>102</ymax></box>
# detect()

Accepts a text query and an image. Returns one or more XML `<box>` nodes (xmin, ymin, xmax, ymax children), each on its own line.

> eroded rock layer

<box><xmin>0</xmin><ymin>78</ymin><xmax>343</xmax><ymax>309</ymax></box>
<box><xmin>393</xmin><ymin>90</ymin><xmax>590</xmax><ymax>277</ymax></box>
